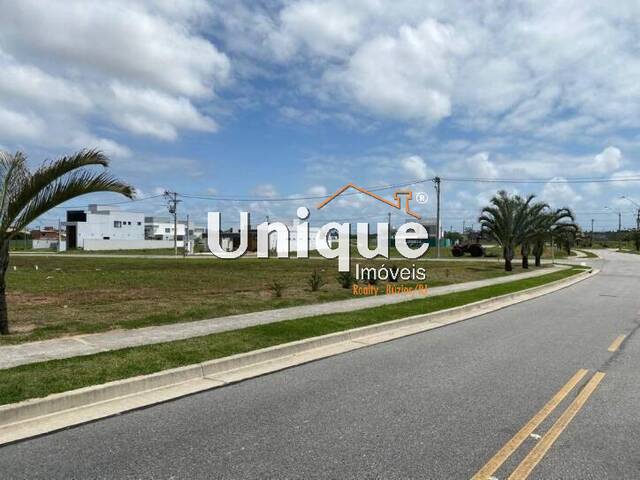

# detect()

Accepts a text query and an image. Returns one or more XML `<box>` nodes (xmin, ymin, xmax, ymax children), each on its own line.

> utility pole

<box><xmin>434</xmin><ymin>177</ymin><xmax>441</xmax><ymax>258</ymax></box>
<box><xmin>57</xmin><ymin>218</ymin><xmax>61</xmax><ymax>253</ymax></box>
<box><xmin>617</xmin><ymin>211</ymin><xmax>622</xmax><ymax>250</ymax></box>
<box><xmin>590</xmin><ymin>218</ymin><xmax>594</xmax><ymax>247</ymax></box>
<box><xmin>184</xmin><ymin>214</ymin><xmax>190</xmax><ymax>257</ymax></box>
<box><xmin>164</xmin><ymin>191</ymin><xmax>181</xmax><ymax>256</ymax></box>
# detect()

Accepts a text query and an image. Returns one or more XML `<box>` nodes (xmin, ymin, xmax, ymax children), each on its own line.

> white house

<box><xmin>65</xmin><ymin>205</ymin><xmax>159</xmax><ymax>250</ymax></box>
<box><xmin>144</xmin><ymin>217</ymin><xmax>186</xmax><ymax>246</ymax></box>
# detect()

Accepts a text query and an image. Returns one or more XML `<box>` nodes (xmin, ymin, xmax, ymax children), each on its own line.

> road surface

<box><xmin>1</xmin><ymin>250</ymin><xmax>638</xmax><ymax>479</ymax></box>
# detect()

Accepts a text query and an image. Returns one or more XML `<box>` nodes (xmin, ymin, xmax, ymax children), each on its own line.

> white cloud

<box><xmin>610</xmin><ymin>170</ymin><xmax>640</xmax><ymax>189</ymax></box>
<box><xmin>0</xmin><ymin>106</ymin><xmax>46</xmax><ymax>141</ymax></box>
<box><xmin>107</xmin><ymin>83</ymin><xmax>217</xmax><ymax>140</ymax></box>
<box><xmin>591</xmin><ymin>146</ymin><xmax>622</xmax><ymax>173</ymax></box>
<box><xmin>307</xmin><ymin>185</ymin><xmax>328</xmax><ymax>196</ymax></box>
<box><xmin>0</xmin><ymin>0</ymin><xmax>228</xmax><ymax>159</ymax></box>
<box><xmin>0</xmin><ymin>0</ymin><xmax>229</xmax><ymax>98</ymax></box>
<box><xmin>456</xmin><ymin>152</ymin><xmax>498</xmax><ymax>179</ymax></box>
<box><xmin>252</xmin><ymin>184</ymin><xmax>278</xmax><ymax>198</ymax></box>
<box><xmin>271</xmin><ymin>1</ymin><xmax>363</xmax><ymax>59</ymax></box>
<box><xmin>326</xmin><ymin>19</ymin><xmax>463</xmax><ymax>123</ymax></box>
<box><xmin>541</xmin><ymin>177</ymin><xmax>582</xmax><ymax>206</ymax></box>
<box><xmin>401</xmin><ymin>155</ymin><xmax>431</xmax><ymax>179</ymax></box>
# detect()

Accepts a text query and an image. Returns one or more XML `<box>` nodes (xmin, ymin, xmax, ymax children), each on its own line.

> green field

<box><xmin>0</xmin><ymin>266</ymin><xmax>585</xmax><ymax>405</ymax></box>
<box><xmin>3</xmin><ymin>254</ymin><xmax>544</xmax><ymax>344</ymax></box>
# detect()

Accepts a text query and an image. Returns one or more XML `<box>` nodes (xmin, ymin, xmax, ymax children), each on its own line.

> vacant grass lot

<box><xmin>0</xmin><ymin>266</ymin><xmax>586</xmax><ymax>405</ymax></box>
<box><xmin>3</xmin><ymin>255</ymin><xmax>543</xmax><ymax>344</ymax></box>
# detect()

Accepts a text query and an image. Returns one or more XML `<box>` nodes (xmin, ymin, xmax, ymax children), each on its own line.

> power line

<box><xmin>442</xmin><ymin>175</ymin><xmax>640</xmax><ymax>184</ymax></box>
<box><xmin>49</xmin><ymin>194</ymin><xmax>165</xmax><ymax>210</ymax></box>
<box><xmin>179</xmin><ymin>178</ymin><xmax>434</xmax><ymax>202</ymax></box>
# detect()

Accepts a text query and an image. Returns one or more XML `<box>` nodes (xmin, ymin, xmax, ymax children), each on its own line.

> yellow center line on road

<box><xmin>470</xmin><ymin>369</ymin><xmax>589</xmax><ymax>480</ymax></box>
<box><xmin>607</xmin><ymin>335</ymin><xmax>626</xmax><ymax>352</ymax></box>
<box><xmin>507</xmin><ymin>371</ymin><xmax>606</xmax><ymax>480</ymax></box>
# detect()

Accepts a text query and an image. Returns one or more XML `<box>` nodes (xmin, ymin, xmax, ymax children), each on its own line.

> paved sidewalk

<box><xmin>0</xmin><ymin>266</ymin><xmax>568</xmax><ymax>369</ymax></box>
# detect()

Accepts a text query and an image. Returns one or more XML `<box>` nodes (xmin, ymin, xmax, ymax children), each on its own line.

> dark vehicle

<box><xmin>451</xmin><ymin>242</ymin><xmax>485</xmax><ymax>257</ymax></box>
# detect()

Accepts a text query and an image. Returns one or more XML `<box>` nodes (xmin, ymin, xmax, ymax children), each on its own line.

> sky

<box><xmin>1</xmin><ymin>0</ymin><xmax>640</xmax><ymax>231</ymax></box>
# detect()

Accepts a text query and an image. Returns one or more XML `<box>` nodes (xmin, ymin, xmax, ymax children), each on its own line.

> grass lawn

<box><xmin>3</xmin><ymin>255</ymin><xmax>541</xmax><ymax>344</ymax></box>
<box><xmin>0</xmin><ymin>266</ymin><xmax>586</xmax><ymax>406</ymax></box>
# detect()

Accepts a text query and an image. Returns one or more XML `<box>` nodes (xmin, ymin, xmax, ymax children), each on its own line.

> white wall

<box><xmin>32</xmin><ymin>239</ymin><xmax>56</xmax><ymax>249</ymax></box>
<box><xmin>76</xmin><ymin>210</ymin><xmax>145</xmax><ymax>242</ymax></box>
<box><xmin>146</xmin><ymin>221</ymin><xmax>186</xmax><ymax>240</ymax></box>
<box><xmin>81</xmin><ymin>239</ymin><xmax>175</xmax><ymax>251</ymax></box>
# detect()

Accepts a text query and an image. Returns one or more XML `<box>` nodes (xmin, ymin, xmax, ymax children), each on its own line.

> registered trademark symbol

<box><xmin>415</xmin><ymin>192</ymin><xmax>428</xmax><ymax>204</ymax></box>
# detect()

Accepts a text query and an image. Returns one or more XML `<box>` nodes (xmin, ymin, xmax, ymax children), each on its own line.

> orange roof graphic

<box><xmin>316</xmin><ymin>183</ymin><xmax>421</xmax><ymax>219</ymax></box>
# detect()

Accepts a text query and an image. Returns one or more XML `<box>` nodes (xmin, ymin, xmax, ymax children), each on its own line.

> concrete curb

<box><xmin>0</xmin><ymin>267</ymin><xmax>597</xmax><ymax>445</ymax></box>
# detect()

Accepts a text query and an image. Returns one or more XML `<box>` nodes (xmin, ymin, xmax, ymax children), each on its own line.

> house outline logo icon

<box><xmin>316</xmin><ymin>182</ymin><xmax>422</xmax><ymax>219</ymax></box>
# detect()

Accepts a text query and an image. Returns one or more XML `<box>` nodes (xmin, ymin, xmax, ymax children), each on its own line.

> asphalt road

<box><xmin>1</xmin><ymin>250</ymin><xmax>638</xmax><ymax>479</ymax></box>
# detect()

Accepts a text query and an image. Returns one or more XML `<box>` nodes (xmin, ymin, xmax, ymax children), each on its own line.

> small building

<box><xmin>144</xmin><ymin>217</ymin><xmax>204</xmax><ymax>247</ymax></box>
<box><xmin>30</xmin><ymin>226</ymin><xmax>64</xmax><ymax>250</ymax></box>
<box><xmin>144</xmin><ymin>216</ymin><xmax>186</xmax><ymax>247</ymax></box>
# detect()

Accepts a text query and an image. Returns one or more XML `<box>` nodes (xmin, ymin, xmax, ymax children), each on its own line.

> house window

<box><xmin>128</xmin><ymin>221</ymin><xmax>132</xmax><ymax>225</ymax></box>
<box><xmin>165</xmin><ymin>228</ymin><xmax>171</xmax><ymax>233</ymax></box>
<box><xmin>114</xmin><ymin>221</ymin><xmax>122</xmax><ymax>228</ymax></box>
<box><xmin>137</xmin><ymin>222</ymin><xmax>141</xmax><ymax>226</ymax></box>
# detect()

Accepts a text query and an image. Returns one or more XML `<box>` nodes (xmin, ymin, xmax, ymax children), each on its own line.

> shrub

<box><xmin>337</xmin><ymin>271</ymin><xmax>355</xmax><ymax>289</ymax></box>
<box><xmin>270</xmin><ymin>280</ymin><xmax>285</xmax><ymax>298</ymax></box>
<box><xmin>308</xmin><ymin>269</ymin><xmax>325</xmax><ymax>292</ymax></box>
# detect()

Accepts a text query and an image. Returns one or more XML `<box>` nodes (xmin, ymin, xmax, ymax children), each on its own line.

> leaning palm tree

<box><xmin>479</xmin><ymin>190</ymin><xmax>535</xmax><ymax>271</ymax></box>
<box><xmin>531</xmin><ymin>208</ymin><xmax>576</xmax><ymax>266</ymax></box>
<box><xmin>0</xmin><ymin>150</ymin><xmax>134</xmax><ymax>334</ymax></box>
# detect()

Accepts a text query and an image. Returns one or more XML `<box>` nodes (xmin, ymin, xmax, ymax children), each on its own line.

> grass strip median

<box><xmin>0</xmin><ymin>267</ymin><xmax>586</xmax><ymax>406</ymax></box>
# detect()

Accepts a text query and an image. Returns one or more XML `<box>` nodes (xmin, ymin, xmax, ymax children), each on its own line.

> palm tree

<box><xmin>555</xmin><ymin>222</ymin><xmax>580</xmax><ymax>256</ymax></box>
<box><xmin>531</xmin><ymin>208</ymin><xmax>576</xmax><ymax>266</ymax></box>
<box><xmin>517</xmin><ymin>199</ymin><xmax>549</xmax><ymax>269</ymax></box>
<box><xmin>479</xmin><ymin>190</ymin><xmax>535</xmax><ymax>271</ymax></box>
<box><xmin>0</xmin><ymin>150</ymin><xmax>134</xmax><ymax>334</ymax></box>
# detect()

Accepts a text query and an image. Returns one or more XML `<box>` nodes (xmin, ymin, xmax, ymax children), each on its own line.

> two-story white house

<box><xmin>65</xmin><ymin>205</ymin><xmax>145</xmax><ymax>250</ymax></box>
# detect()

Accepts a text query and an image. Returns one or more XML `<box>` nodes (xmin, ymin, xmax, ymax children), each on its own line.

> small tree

<box><xmin>0</xmin><ymin>150</ymin><xmax>134</xmax><ymax>334</ymax></box>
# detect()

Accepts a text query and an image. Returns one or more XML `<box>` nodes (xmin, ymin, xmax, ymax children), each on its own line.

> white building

<box><xmin>65</xmin><ymin>205</ymin><xmax>173</xmax><ymax>250</ymax></box>
<box><xmin>144</xmin><ymin>217</ymin><xmax>186</xmax><ymax>246</ymax></box>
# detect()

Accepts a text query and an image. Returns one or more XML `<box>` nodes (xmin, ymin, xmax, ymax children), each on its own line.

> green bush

<box><xmin>337</xmin><ymin>271</ymin><xmax>355</xmax><ymax>289</ymax></box>
<box><xmin>308</xmin><ymin>269</ymin><xmax>325</xmax><ymax>292</ymax></box>
<box><xmin>270</xmin><ymin>280</ymin><xmax>285</xmax><ymax>298</ymax></box>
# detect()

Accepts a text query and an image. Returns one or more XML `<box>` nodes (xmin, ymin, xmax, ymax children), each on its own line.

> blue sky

<box><xmin>1</xmin><ymin>0</ymin><xmax>640</xmax><ymax>231</ymax></box>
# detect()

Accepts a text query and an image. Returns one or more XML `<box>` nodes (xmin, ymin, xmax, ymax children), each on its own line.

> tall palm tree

<box><xmin>0</xmin><ymin>150</ymin><xmax>134</xmax><ymax>334</ymax></box>
<box><xmin>479</xmin><ymin>190</ymin><xmax>535</xmax><ymax>271</ymax></box>
<box><xmin>531</xmin><ymin>208</ymin><xmax>576</xmax><ymax>266</ymax></box>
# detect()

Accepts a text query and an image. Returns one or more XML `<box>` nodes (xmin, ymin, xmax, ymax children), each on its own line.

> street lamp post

<box><xmin>621</xmin><ymin>196</ymin><xmax>640</xmax><ymax>251</ymax></box>
<box><xmin>604</xmin><ymin>206</ymin><xmax>622</xmax><ymax>250</ymax></box>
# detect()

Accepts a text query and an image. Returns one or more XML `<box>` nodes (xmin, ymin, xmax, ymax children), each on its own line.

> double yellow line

<box><xmin>472</xmin><ymin>369</ymin><xmax>605</xmax><ymax>480</ymax></box>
